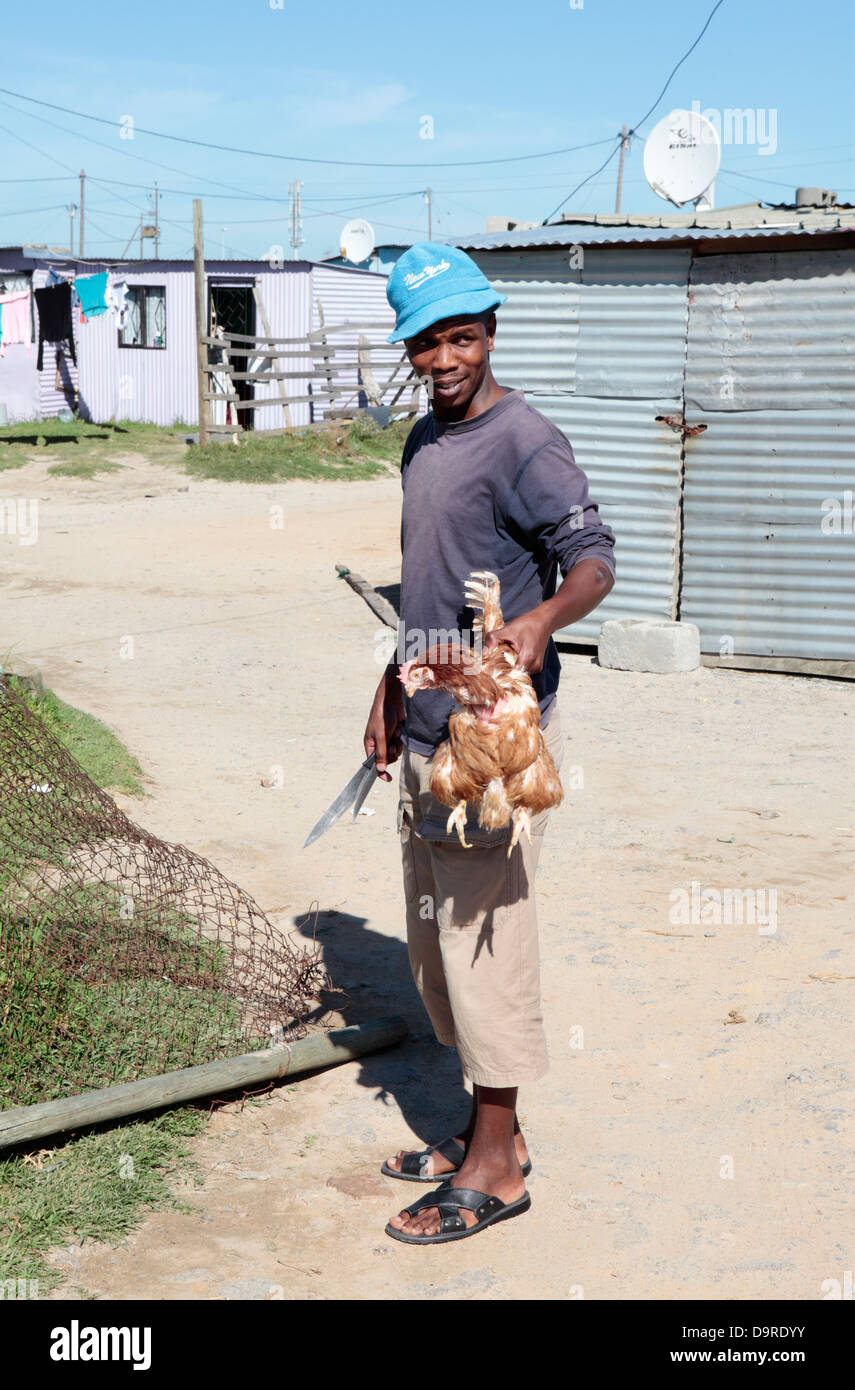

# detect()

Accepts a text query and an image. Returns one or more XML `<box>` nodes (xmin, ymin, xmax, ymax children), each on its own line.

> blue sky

<box><xmin>1</xmin><ymin>0</ymin><xmax>853</xmax><ymax>262</ymax></box>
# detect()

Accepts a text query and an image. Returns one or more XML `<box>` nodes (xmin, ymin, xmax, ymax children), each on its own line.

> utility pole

<box><xmin>79</xmin><ymin>169</ymin><xmax>85</xmax><ymax>257</ymax></box>
<box><xmin>425</xmin><ymin>186</ymin><xmax>432</xmax><ymax>240</ymax></box>
<box><xmin>121</xmin><ymin>217</ymin><xmax>141</xmax><ymax>260</ymax></box>
<box><xmin>615</xmin><ymin>126</ymin><xmax>631</xmax><ymax>214</ymax></box>
<box><xmin>153</xmin><ymin>182</ymin><xmax>160</xmax><ymax>259</ymax></box>
<box><xmin>68</xmin><ymin>203</ymin><xmax>76</xmax><ymax>255</ymax></box>
<box><xmin>288</xmin><ymin>180</ymin><xmax>303</xmax><ymax>259</ymax></box>
<box><xmin>193</xmin><ymin>199</ymin><xmax>209</xmax><ymax>446</ymax></box>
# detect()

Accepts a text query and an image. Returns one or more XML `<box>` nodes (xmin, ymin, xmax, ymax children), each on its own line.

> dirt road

<box><xmin>4</xmin><ymin>446</ymin><xmax>853</xmax><ymax>1300</ymax></box>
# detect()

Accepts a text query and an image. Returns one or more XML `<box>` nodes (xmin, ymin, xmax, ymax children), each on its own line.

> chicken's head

<box><xmin>399</xmin><ymin>647</ymin><xmax>503</xmax><ymax>708</ymax></box>
<box><xmin>398</xmin><ymin>658</ymin><xmax>438</xmax><ymax>696</ymax></box>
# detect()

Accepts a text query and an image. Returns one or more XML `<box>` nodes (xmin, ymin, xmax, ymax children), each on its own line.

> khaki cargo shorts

<box><xmin>397</xmin><ymin>703</ymin><xmax>563</xmax><ymax>1088</ymax></box>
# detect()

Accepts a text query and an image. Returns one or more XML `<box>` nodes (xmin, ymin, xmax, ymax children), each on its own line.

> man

<box><xmin>363</xmin><ymin>243</ymin><xmax>616</xmax><ymax>1244</ymax></box>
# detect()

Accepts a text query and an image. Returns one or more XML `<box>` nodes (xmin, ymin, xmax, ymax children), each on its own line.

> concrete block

<box><xmin>598</xmin><ymin>619</ymin><xmax>700</xmax><ymax>674</ymax></box>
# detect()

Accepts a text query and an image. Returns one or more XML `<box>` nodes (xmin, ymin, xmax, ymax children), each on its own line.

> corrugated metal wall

<box><xmin>38</xmin><ymin>341</ymin><xmax>77</xmax><ymax>418</ymax></box>
<box><xmin>33</xmin><ymin>266</ymin><xmax>78</xmax><ymax>419</ymax></box>
<box><xmin>72</xmin><ymin>260</ymin><xmax>398</xmax><ymax>429</ymax></box>
<box><xmin>0</xmin><ymin>259</ymin><xmax>38</xmax><ymax>422</ymax></box>
<box><xmin>310</xmin><ymin>263</ymin><xmax>402</xmax><ymax>421</ymax></box>
<box><xmin>469</xmin><ymin>249</ymin><xmax>580</xmax><ymax>393</ymax></box>
<box><xmin>253</xmin><ymin>265</ymin><xmax>313</xmax><ymax>429</ymax></box>
<box><xmin>77</xmin><ymin>264</ymin><xmax>197</xmax><ymax>426</ymax></box>
<box><xmin>680</xmin><ymin>247</ymin><xmax>855</xmax><ymax>659</ymax></box>
<box><xmin>311</xmin><ymin>262</ymin><xmax>394</xmax><ymax>329</ymax></box>
<box><xmin>76</xmin><ymin>261</ymin><xmax>317</xmax><ymax>428</ymax></box>
<box><xmin>684</xmin><ymin>249</ymin><xmax>855</xmax><ymax>411</ymax></box>
<box><xmin>576</xmin><ymin>248</ymin><xmax>693</xmax><ymax>398</ymax></box>
<box><xmin>473</xmin><ymin>246</ymin><xmax>691</xmax><ymax>640</ymax></box>
<box><xmin>535</xmin><ymin>397</ymin><xmax>688</xmax><ymax>632</ymax></box>
<box><xmin>680</xmin><ymin>410</ymin><xmax>855</xmax><ymax>659</ymax></box>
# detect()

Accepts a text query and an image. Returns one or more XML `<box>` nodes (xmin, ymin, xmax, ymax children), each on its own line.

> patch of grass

<box><xmin>0</xmin><ymin>1107</ymin><xmax>206</xmax><ymax>1294</ymax></box>
<box><xmin>0</xmin><ymin>894</ymin><xmax>246</xmax><ymax>1110</ymax></box>
<box><xmin>6</xmin><ymin>677</ymin><xmax>144</xmax><ymax>796</ymax></box>
<box><xmin>0</xmin><ymin>418</ymin><xmax>191</xmax><ymax>480</ymax></box>
<box><xmin>0</xmin><ymin>676</ymin><xmax>247</xmax><ymax>1296</ymax></box>
<box><xmin>0</xmin><ymin>452</ymin><xmax>27</xmax><ymax>473</ymax></box>
<box><xmin>47</xmin><ymin>459</ymin><xmax>124</xmax><ymax>480</ymax></box>
<box><xmin>184</xmin><ymin>416</ymin><xmax>413</xmax><ymax>483</ymax></box>
<box><xmin>0</xmin><ymin>884</ymin><xmax>245</xmax><ymax>1293</ymax></box>
<box><xmin>0</xmin><ymin>419</ymin><xmax>115</xmax><ymax>445</ymax></box>
<box><xmin>0</xmin><ymin>414</ymin><xmax>415</xmax><ymax>485</ymax></box>
<box><xmin>345</xmin><ymin>414</ymin><xmax>413</xmax><ymax>460</ymax></box>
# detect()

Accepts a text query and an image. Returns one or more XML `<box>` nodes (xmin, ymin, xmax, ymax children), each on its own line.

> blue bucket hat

<box><xmin>386</xmin><ymin>242</ymin><xmax>506</xmax><ymax>343</ymax></box>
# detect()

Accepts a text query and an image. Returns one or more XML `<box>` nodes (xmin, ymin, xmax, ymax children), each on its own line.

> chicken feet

<box><xmin>446</xmin><ymin>800</ymin><xmax>471</xmax><ymax>848</ymax></box>
<box><xmin>508</xmin><ymin>805</ymin><xmax>532</xmax><ymax>856</ymax></box>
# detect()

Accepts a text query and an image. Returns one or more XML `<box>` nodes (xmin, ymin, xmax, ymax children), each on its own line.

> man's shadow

<box><xmin>292</xmin><ymin>906</ymin><xmax>472</xmax><ymax>1142</ymax></box>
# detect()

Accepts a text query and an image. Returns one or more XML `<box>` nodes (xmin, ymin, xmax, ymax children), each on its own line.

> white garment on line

<box><xmin>109</xmin><ymin>280</ymin><xmax>130</xmax><ymax>331</ymax></box>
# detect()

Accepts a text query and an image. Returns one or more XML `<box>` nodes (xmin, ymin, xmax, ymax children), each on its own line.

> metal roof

<box><xmin>1</xmin><ymin>246</ymin><xmax>387</xmax><ymax>275</ymax></box>
<box><xmin>449</xmin><ymin>203</ymin><xmax>855</xmax><ymax>251</ymax></box>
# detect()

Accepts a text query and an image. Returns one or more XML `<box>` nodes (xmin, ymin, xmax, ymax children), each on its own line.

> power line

<box><xmin>542</xmin><ymin>0</ymin><xmax>727</xmax><ymax>224</ymax></box>
<box><xmin>632</xmin><ymin>0</ymin><xmax>727</xmax><ymax>135</ymax></box>
<box><xmin>0</xmin><ymin>203</ymin><xmax>71</xmax><ymax>216</ymax></box>
<box><xmin>0</xmin><ymin>120</ymin><xmax>78</xmax><ymax>177</ymax></box>
<box><xmin>0</xmin><ymin>96</ymin><xmax>285</xmax><ymax>206</ymax></box>
<box><xmin>0</xmin><ymin>84</ymin><xmax>619</xmax><ymax>169</ymax></box>
<box><xmin>0</xmin><ymin>175</ymin><xmax>75</xmax><ymax>184</ymax></box>
<box><xmin>541</xmin><ymin>142</ymin><xmax>623</xmax><ymax>225</ymax></box>
<box><xmin>720</xmin><ymin>162</ymin><xmax>854</xmax><ymax>187</ymax></box>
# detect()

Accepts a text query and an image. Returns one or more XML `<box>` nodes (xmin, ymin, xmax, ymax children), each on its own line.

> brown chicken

<box><xmin>399</xmin><ymin>571</ymin><xmax>563</xmax><ymax>856</ymax></box>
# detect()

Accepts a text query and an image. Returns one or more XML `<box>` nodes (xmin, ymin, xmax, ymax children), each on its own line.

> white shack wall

<box><xmin>252</xmin><ymin>267</ymin><xmax>313</xmax><ymax>430</ymax></box>
<box><xmin>310</xmin><ymin>264</ymin><xmax>401</xmax><ymax>421</ymax></box>
<box><xmin>76</xmin><ymin>261</ymin><xmax>395</xmax><ymax>429</ymax></box>
<box><xmin>77</xmin><ymin>266</ymin><xmax>197</xmax><ymax>426</ymax></box>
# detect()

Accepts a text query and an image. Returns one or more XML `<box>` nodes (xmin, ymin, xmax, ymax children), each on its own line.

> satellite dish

<box><xmin>643</xmin><ymin>109</ymin><xmax>721</xmax><ymax>207</ymax></box>
<box><xmin>340</xmin><ymin>219</ymin><xmax>375</xmax><ymax>264</ymax></box>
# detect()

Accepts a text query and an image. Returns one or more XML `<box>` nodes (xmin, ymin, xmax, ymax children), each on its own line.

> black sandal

<box><xmin>385</xmin><ymin>1184</ymin><xmax>531</xmax><ymax>1244</ymax></box>
<box><xmin>381</xmin><ymin>1137</ymin><xmax>532</xmax><ymax>1183</ymax></box>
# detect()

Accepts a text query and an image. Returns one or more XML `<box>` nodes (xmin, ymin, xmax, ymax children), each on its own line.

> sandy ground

<box><xmin>3</xmin><ymin>446</ymin><xmax>854</xmax><ymax>1301</ymax></box>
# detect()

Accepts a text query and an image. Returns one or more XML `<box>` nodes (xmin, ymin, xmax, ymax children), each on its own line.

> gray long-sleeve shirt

<box><xmin>398</xmin><ymin>388</ymin><xmax>616</xmax><ymax>755</ymax></box>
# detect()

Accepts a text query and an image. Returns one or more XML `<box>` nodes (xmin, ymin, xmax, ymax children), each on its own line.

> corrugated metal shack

<box><xmin>451</xmin><ymin>203</ymin><xmax>855</xmax><ymax>673</ymax></box>
<box><xmin>0</xmin><ymin>249</ymin><xmax>396</xmax><ymax>430</ymax></box>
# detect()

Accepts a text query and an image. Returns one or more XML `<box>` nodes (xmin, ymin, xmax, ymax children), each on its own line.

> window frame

<box><xmin>117</xmin><ymin>284</ymin><xmax>167</xmax><ymax>351</ymax></box>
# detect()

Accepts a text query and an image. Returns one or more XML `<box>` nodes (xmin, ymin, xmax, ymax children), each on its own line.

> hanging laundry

<box><xmin>0</xmin><ymin>290</ymin><xmax>33</xmax><ymax>356</ymax></box>
<box><xmin>34</xmin><ymin>283</ymin><xmax>77</xmax><ymax>372</ymax></box>
<box><xmin>109</xmin><ymin>280</ymin><xmax>131</xmax><ymax>331</ymax></box>
<box><xmin>73</xmin><ymin>271</ymin><xmax>109</xmax><ymax>318</ymax></box>
<box><xmin>46</xmin><ymin>266</ymin><xmax>66</xmax><ymax>287</ymax></box>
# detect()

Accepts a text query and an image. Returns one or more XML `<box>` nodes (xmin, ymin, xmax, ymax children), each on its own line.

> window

<box><xmin>119</xmin><ymin>286</ymin><xmax>166</xmax><ymax>349</ymax></box>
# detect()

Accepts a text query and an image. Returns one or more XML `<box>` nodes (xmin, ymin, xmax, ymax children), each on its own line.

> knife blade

<box><xmin>302</xmin><ymin>754</ymin><xmax>376</xmax><ymax>848</ymax></box>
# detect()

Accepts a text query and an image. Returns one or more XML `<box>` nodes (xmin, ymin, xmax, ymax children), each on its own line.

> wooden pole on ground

<box><xmin>193</xmin><ymin>199</ymin><xmax>210</xmax><ymax>445</ymax></box>
<box><xmin>0</xmin><ymin>1017</ymin><xmax>408</xmax><ymax>1151</ymax></box>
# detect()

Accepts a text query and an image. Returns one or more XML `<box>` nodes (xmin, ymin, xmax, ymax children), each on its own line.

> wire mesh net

<box><xmin>0</xmin><ymin>675</ymin><xmax>329</xmax><ymax>1110</ymax></box>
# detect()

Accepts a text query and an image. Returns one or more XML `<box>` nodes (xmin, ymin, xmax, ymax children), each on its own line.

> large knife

<box><xmin>302</xmin><ymin>754</ymin><xmax>378</xmax><ymax>848</ymax></box>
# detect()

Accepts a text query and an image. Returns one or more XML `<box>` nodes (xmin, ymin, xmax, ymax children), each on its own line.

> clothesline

<box><xmin>42</xmin><ymin>255</ymin><xmax>165</xmax><ymax>271</ymax></box>
<box><xmin>0</xmin><ymin>268</ymin><xmax>131</xmax><ymax>361</ymax></box>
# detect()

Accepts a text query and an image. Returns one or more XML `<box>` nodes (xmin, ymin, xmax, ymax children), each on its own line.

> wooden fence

<box><xmin>190</xmin><ymin>200</ymin><xmax>419</xmax><ymax>444</ymax></box>
<box><xmin>199</xmin><ymin>320</ymin><xmax>420</xmax><ymax>440</ymax></box>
